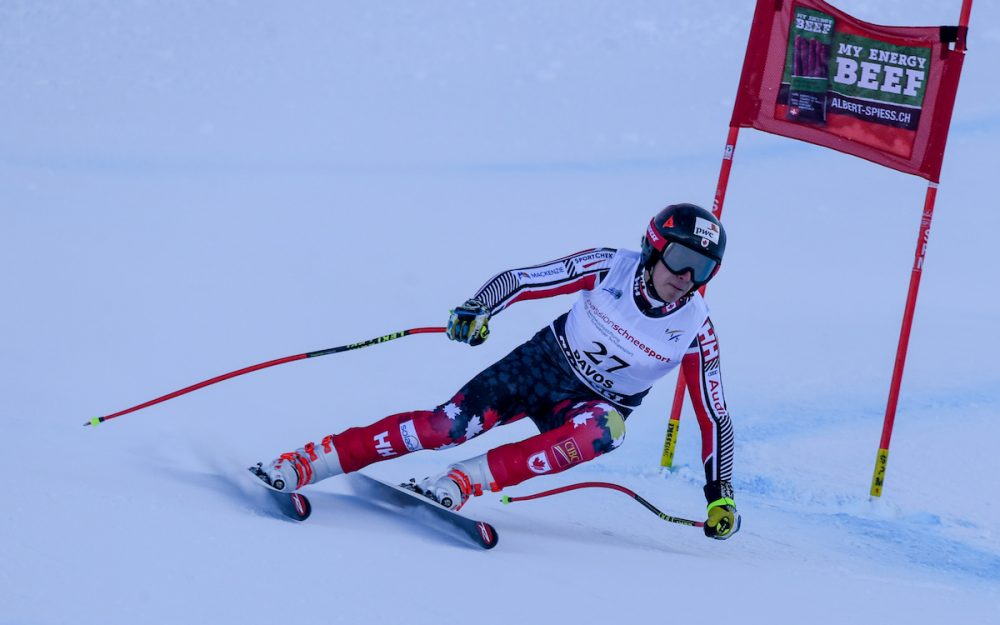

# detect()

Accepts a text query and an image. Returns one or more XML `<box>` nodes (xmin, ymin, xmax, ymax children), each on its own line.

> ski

<box><xmin>348</xmin><ymin>473</ymin><xmax>499</xmax><ymax>550</ymax></box>
<box><xmin>248</xmin><ymin>464</ymin><xmax>312</xmax><ymax>522</ymax></box>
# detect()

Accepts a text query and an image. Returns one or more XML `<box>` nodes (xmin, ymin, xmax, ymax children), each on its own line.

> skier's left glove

<box><xmin>447</xmin><ymin>298</ymin><xmax>490</xmax><ymax>346</ymax></box>
<box><xmin>703</xmin><ymin>480</ymin><xmax>741</xmax><ymax>540</ymax></box>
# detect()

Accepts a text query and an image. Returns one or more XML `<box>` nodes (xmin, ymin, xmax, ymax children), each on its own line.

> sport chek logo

<box><xmin>574</xmin><ymin>250</ymin><xmax>615</xmax><ymax>267</ymax></box>
<box><xmin>527</xmin><ymin>451</ymin><xmax>552</xmax><ymax>474</ymax></box>
<box><xmin>552</xmin><ymin>439</ymin><xmax>582</xmax><ymax>468</ymax></box>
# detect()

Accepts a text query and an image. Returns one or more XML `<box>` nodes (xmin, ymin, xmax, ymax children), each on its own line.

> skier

<box><xmin>254</xmin><ymin>203</ymin><xmax>740</xmax><ymax>540</ymax></box>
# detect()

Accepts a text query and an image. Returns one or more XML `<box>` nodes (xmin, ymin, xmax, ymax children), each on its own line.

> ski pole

<box><xmin>84</xmin><ymin>326</ymin><xmax>446</xmax><ymax>427</ymax></box>
<box><xmin>501</xmin><ymin>481</ymin><xmax>704</xmax><ymax>528</ymax></box>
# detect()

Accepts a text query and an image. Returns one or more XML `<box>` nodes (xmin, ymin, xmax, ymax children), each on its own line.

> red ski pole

<box><xmin>84</xmin><ymin>326</ymin><xmax>446</xmax><ymax>427</ymax></box>
<box><xmin>502</xmin><ymin>481</ymin><xmax>703</xmax><ymax>528</ymax></box>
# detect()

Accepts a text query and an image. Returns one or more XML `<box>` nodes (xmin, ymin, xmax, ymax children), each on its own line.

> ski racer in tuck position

<box><xmin>254</xmin><ymin>203</ymin><xmax>740</xmax><ymax>540</ymax></box>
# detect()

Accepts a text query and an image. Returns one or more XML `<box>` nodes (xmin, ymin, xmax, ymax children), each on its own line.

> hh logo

<box><xmin>552</xmin><ymin>439</ymin><xmax>582</xmax><ymax>468</ymax></box>
<box><xmin>527</xmin><ymin>451</ymin><xmax>551</xmax><ymax>474</ymax></box>
<box><xmin>373</xmin><ymin>431</ymin><xmax>396</xmax><ymax>458</ymax></box>
<box><xmin>699</xmin><ymin>324</ymin><xmax>719</xmax><ymax>362</ymax></box>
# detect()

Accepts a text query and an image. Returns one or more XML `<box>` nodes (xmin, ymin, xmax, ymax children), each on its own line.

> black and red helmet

<box><xmin>640</xmin><ymin>203</ymin><xmax>727</xmax><ymax>287</ymax></box>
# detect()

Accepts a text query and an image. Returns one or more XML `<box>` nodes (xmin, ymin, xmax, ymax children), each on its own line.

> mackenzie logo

<box><xmin>518</xmin><ymin>268</ymin><xmax>563</xmax><ymax>280</ymax></box>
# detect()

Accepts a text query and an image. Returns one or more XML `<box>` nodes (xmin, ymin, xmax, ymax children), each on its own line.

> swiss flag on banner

<box><xmin>731</xmin><ymin>0</ymin><xmax>967</xmax><ymax>182</ymax></box>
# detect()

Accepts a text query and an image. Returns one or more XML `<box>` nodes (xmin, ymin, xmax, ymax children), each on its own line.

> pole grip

<box><xmin>660</xmin><ymin>415</ymin><xmax>682</xmax><ymax>468</ymax></box>
<box><xmin>870</xmin><ymin>448</ymin><xmax>890</xmax><ymax>497</ymax></box>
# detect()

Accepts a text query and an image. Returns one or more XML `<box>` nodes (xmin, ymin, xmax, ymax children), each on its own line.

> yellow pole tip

<box><xmin>88</xmin><ymin>418</ymin><xmax>101</xmax><ymax>427</ymax></box>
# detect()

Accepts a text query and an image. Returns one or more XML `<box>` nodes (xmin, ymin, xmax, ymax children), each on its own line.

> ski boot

<box><xmin>409</xmin><ymin>453</ymin><xmax>498</xmax><ymax>511</ymax></box>
<box><xmin>251</xmin><ymin>440</ymin><xmax>344</xmax><ymax>492</ymax></box>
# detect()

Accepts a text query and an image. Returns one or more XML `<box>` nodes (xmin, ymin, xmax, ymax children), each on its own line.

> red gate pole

<box><xmin>869</xmin><ymin>0</ymin><xmax>972</xmax><ymax>497</ymax></box>
<box><xmin>869</xmin><ymin>185</ymin><xmax>938</xmax><ymax>496</ymax></box>
<box><xmin>661</xmin><ymin>126</ymin><xmax>740</xmax><ymax>467</ymax></box>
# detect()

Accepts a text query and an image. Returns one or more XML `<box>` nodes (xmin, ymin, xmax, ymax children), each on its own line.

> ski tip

<box><xmin>289</xmin><ymin>493</ymin><xmax>312</xmax><ymax>521</ymax></box>
<box><xmin>476</xmin><ymin>521</ymin><xmax>499</xmax><ymax>549</ymax></box>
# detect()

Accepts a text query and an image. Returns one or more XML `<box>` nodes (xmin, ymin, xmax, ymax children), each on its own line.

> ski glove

<box><xmin>447</xmin><ymin>298</ymin><xmax>490</xmax><ymax>346</ymax></box>
<box><xmin>703</xmin><ymin>480</ymin><xmax>741</xmax><ymax>540</ymax></box>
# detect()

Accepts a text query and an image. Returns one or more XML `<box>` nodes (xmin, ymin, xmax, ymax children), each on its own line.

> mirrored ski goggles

<box><xmin>659</xmin><ymin>242</ymin><xmax>719</xmax><ymax>284</ymax></box>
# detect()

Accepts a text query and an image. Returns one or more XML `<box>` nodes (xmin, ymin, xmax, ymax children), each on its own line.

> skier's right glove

<box><xmin>447</xmin><ymin>298</ymin><xmax>490</xmax><ymax>346</ymax></box>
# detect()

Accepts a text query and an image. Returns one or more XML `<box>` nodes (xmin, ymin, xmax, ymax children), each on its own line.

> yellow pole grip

<box><xmin>660</xmin><ymin>417</ymin><xmax>681</xmax><ymax>468</ymax></box>
<box><xmin>870</xmin><ymin>448</ymin><xmax>889</xmax><ymax>497</ymax></box>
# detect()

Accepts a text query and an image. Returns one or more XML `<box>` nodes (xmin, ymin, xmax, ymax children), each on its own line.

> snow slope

<box><xmin>2</xmin><ymin>1</ymin><xmax>998</xmax><ymax>623</ymax></box>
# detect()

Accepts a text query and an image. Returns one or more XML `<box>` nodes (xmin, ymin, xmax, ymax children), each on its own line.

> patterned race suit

<box><xmin>281</xmin><ymin>248</ymin><xmax>733</xmax><ymax>498</ymax></box>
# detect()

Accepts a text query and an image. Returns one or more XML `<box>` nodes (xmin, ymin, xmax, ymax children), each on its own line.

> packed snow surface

<box><xmin>2</xmin><ymin>2</ymin><xmax>997</xmax><ymax>623</ymax></box>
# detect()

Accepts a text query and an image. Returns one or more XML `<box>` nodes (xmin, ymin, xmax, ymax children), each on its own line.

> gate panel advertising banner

<box><xmin>731</xmin><ymin>0</ymin><xmax>966</xmax><ymax>182</ymax></box>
